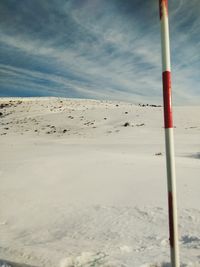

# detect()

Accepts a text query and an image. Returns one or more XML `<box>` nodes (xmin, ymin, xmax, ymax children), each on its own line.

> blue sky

<box><xmin>0</xmin><ymin>0</ymin><xmax>199</xmax><ymax>104</ymax></box>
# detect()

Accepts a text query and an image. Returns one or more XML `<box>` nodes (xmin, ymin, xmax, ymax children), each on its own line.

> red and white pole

<box><xmin>159</xmin><ymin>1</ymin><xmax>180</xmax><ymax>266</ymax></box>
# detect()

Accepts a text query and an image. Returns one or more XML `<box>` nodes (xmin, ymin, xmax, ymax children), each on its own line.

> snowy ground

<box><xmin>0</xmin><ymin>98</ymin><xmax>199</xmax><ymax>267</ymax></box>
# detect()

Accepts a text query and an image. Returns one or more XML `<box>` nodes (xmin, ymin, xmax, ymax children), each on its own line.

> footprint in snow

<box><xmin>60</xmin><ymin>252</ymin><xmax>107</xmax><ymax>267</ymax></box>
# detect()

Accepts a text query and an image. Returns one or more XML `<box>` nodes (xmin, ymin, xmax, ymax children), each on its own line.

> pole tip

<box><xmin>159</xmin><ymin>0</ymin><xmax>168</xmax><ymax>19</ymax></box>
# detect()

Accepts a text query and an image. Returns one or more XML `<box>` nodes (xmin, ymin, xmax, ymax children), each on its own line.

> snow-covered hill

<box><xmin>0</xmin><ymin>98</ymin><xmax>199</xmax><ymax>267</ymax></box>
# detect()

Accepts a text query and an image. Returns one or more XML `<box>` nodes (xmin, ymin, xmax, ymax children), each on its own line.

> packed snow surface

<box><xmin>0</xmin><ymin>98</ymin><xmax>199</xmax><ymax>267</ymax></box>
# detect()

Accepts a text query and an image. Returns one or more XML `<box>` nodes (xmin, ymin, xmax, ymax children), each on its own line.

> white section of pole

<box><xmin>161</xmin><ymin>14</ymin><xmax>171</xmax><ymax>72</ymax></box>
<box><xmin>165</xmin><ymin>128</ymin><xmax>180</xmax><ymax>267</ymax></box>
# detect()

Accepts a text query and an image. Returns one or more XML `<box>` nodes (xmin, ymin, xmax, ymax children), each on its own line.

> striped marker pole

<box><xmin>159</xmin><ymin>1</ymin><xmax>180</xmax><ymax>267</ymax></box>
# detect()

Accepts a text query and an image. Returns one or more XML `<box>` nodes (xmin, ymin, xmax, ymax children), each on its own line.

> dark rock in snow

<box><xmin>123</xmin><ymin>122</ymin><xmax>130</xmax><ymax>127</ymax></box>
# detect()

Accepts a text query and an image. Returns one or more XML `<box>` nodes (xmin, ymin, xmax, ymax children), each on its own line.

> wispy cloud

<box><xmin>0</xmin><ymin>0</ymin><xmax>199</xmax><ymax>104</ymax></box>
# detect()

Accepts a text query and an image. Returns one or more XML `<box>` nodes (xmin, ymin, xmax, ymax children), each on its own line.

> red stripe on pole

<box><xmin>159</xmin><ymin>0</ymin><xmax>168</xmax><ymax>20</ymax></box>
<box><xmin>163</xmin><ymin>71</ymin><xmax>173</xmax><ymax>128</ymax></box>
<box><xmin>168</xmin><ymin>191</ymin><xmax>174</xmax><ymax>248</ymax></box>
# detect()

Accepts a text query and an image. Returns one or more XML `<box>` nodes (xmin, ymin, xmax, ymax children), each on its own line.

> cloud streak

<box><xmin>0</xmin><ymin>0</ymin><xmax>199</xmax><ymax>104</ymax></box>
